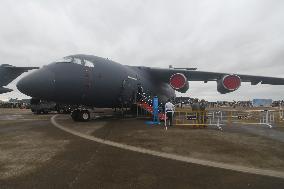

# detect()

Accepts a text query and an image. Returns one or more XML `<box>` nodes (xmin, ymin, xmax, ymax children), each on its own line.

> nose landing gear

<box><xmin>71</xmin><ymin>109</ymin><xmax>90</xmax><ymax>122</ymax></box>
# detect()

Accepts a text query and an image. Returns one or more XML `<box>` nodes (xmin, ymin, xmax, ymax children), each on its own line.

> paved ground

<box><xmin>0</xmin><ymin>108</ymin><xmax>284</xmax><ymax>189</ymax></box>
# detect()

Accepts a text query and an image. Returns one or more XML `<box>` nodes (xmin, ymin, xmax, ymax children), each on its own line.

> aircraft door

<box><xmin>119</xmin><ymin>77</ymin><xmax>138</xmax><ymax>107</ymax></box>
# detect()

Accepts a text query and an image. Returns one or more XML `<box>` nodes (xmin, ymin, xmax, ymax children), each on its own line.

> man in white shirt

<box><xmin>165</xmin><ymin>99</ymin><xmax>175</xmax><ymax>126</ymax></box>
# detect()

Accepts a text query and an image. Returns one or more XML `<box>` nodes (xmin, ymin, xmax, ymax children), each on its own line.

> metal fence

<box><xmin>172</xmin><ymin>109</ymin><xmax>284</xmax><ymax>130</ymax></box>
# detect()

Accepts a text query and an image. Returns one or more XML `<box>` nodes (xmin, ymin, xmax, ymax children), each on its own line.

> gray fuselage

<box><xmin>17</xmin><ymin>55</ymin><xmax>175</xmax><ymax>107</ymax></box>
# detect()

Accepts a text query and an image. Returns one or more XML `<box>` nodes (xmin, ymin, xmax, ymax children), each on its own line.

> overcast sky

<box><xmin>0</xmin><ymin>0</ymin><xmax>284</xmax><ymax>101</ymax></box>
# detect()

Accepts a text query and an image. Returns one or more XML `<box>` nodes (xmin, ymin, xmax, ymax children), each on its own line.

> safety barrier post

<box><xmin>266</xmin><ymin>111</ymin><xmax>273</xmax><ymax>128</ymax></box>
<box><xmin>216</xmin><ymin>117</ymin><xmax>222</xmax><ymax>130</ymax></box>
<box><xmin>266</xmin><ymin>111</ymin><xmax>269</xmax><ymax>125</ymax></box>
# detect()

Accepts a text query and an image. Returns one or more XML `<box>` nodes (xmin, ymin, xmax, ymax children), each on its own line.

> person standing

<box><xmin>165</xmin><ymin>99</ymin><xmax>175</xmax><ymax>126</ymax></box>
<box><xmin>199</xmin><ymin>99</ymin><xmax>207</xmax><ymax>126</ymax></box>
<box><xmin>191</xmin><ymin>99</ymin><xmax>200</xmax><ymax>128</ymax></box>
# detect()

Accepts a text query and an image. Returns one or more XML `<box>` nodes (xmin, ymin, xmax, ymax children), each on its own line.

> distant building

<box><xmin>252</xmin><ymin>99</ymin><xmax>273</xmax><ymax>107</ymax></box>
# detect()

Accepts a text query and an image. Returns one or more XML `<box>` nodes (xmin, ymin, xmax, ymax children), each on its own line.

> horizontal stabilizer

<box><xmin>0</xmin><ymin>87</ymin><xmax>13</xmax><ymax>94</ymax></box>
<box><xmin>0</xmin><ymin>64</ymin><xmax>39</xmax><ymax>87</ymax></box>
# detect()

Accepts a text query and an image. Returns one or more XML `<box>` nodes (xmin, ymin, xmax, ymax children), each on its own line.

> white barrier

<box><xmin>167</xmin><ymin>109</ymin><xmax>282</xmax><ymax>130</ymax></box>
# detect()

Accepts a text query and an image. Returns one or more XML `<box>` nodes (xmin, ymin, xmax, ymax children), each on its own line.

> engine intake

<box><xmin>169</xmin><ymin>73</ymin><xmax>189</xmax><ymax>93</ymax></box>
<box><xmin>217</xmin><ymin>75</ymin><xmax>241</xmax><ymax>94</ymax></box>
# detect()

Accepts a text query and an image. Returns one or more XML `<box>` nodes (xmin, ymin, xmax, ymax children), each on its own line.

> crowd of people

<box><xmin>207</xmin><ymin>101</ymin><xmax>253</xmax><ymax>108</ymax></box>
<box><xmin>165</xmin><ymin>98</ymin><xmax>208</xmax><ymax>127</ymax></box>
<box><xmin>167</xmin><ymin>98</ymin><xmax>284</xmax><ymax>127</ymax></box>
<box><xmin>0</xmin><ymin>99</ymin><xmax>30</xmax><ymax>109</ymax></box>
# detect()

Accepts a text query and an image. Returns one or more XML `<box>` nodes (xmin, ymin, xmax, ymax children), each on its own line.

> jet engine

<box><xmin>169</xmin><ymin>73</ymin><xmax>189</xmax><ymax>93</ymax></box>
<box><xmin>217</xmin><ymin>75</ymin><xmax>241</xmax><ymax>94</ymax></box>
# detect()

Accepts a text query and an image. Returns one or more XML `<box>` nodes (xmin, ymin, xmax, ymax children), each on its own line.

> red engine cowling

<box><xmin>217</xmin><ymin>75</ymin><xmax>241</xmax><ymax>94</ymax></box>
<box><xmin>169</xmin><ymin>73</ymin><xmax>189</xmax><ymax>93</ymax></box>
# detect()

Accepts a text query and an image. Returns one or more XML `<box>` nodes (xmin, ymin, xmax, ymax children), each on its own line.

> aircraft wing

<box><xmin>147</xmin><ymin>67</ymin><xmax>284</xmax><ymax>85</ymax></box>
<box><xmin>0</xmin><ymin>64</ymin><xmax>39</xmax><ymax>91</ymax></box>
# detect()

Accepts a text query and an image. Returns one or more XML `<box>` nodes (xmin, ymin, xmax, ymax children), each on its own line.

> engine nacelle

<box><xmin>169</xmin><ymin>73</ymin><xmax>189</xmax><ymax>93</ymax></box>
<box><xmin>217</xmin><ymin>75</ymin><xmax>241</xmax><ymax>94</ymax></box>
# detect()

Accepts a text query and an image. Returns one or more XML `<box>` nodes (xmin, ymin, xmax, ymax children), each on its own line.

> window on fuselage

<box><xmin>55</xmin><ymin>57</ymin><xmax>73</xmax><ymax>63</ymax></box>
<box><xmin>55</xmin><ymin>57</ymin><xmax>94</xmax><ymax>67</ymax></box>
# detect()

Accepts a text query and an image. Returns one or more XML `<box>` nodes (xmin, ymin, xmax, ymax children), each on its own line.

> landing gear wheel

<box><xmin>80</xmin><ymin>110</ymin><xmax>90</xmax><ymax>122</ymax></box>
<box><xmin>71</xmin><ymin>110</ymin><xmax>80</xmax><ymax>121</ymax></box>
<box><xmin>71</xmin><ymin>110</ymin><xmax>90</xmax><ymax>122</ymax></box>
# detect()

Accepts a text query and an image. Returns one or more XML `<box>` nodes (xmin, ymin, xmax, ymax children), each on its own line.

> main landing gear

<box><xmin>71</xmin><ymin>109</ymin><xmax>90</xmax><ymax>122</ymax></box>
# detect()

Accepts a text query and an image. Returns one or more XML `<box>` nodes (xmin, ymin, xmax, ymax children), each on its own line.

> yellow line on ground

<box><xmin>51</xmin><ymin>115</ymin><xmax>284</xmax><ymax>179</ymax></box>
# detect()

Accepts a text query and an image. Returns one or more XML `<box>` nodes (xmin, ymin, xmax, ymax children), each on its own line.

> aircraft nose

<box><xmin>17</xmin><ymin>67</ymin><xmax>55</xmax><ymax>99</ymax></box>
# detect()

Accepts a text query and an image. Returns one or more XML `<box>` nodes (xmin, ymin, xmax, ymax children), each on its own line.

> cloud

<box><xmin>0</xmin><ymin>0</ymin><xmax>284</xmax><ymax>101</ymax></box>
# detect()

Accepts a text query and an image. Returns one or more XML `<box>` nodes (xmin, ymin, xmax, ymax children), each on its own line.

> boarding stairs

<box><xmin>136</xmin><ymin>92</ymin><xmax>166</xmax><ymax>121</ymax></box>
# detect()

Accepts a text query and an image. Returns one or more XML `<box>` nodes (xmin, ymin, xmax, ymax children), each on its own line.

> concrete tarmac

<box><xmin>0</xmin><ymin>108</ymin><xmax>284</xmax><ymax>189</ymax></box>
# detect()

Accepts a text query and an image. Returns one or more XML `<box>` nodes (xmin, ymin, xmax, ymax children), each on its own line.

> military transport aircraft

<box><xmin>0</xmin><ymin>64</ymin><xmax>38</xmax><ymax>94</ymax></box>
<box><xmin>17</xmin><ymin>54</ymin><xmax>284</xmax><ymax>121</ymax></box>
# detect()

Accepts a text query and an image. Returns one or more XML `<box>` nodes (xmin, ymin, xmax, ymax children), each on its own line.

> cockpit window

<box><xmin>55</xmin><ymin>57</ymin><xmax>94</xmax><ymax>67</ymax></box>
<box><xmin>71</xmin><ymin>57</ymin><xmax>82</xmax><ymax>65</ymax></box>
<box><xmin>82</xmin><ymin>60</ymin><xmax>94</xmax><ymax>67</ymax></box>
<box><xmin>55</xmin><ymin>57</ymin><xmax>73</xmax><ymax>63</ymax></box>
